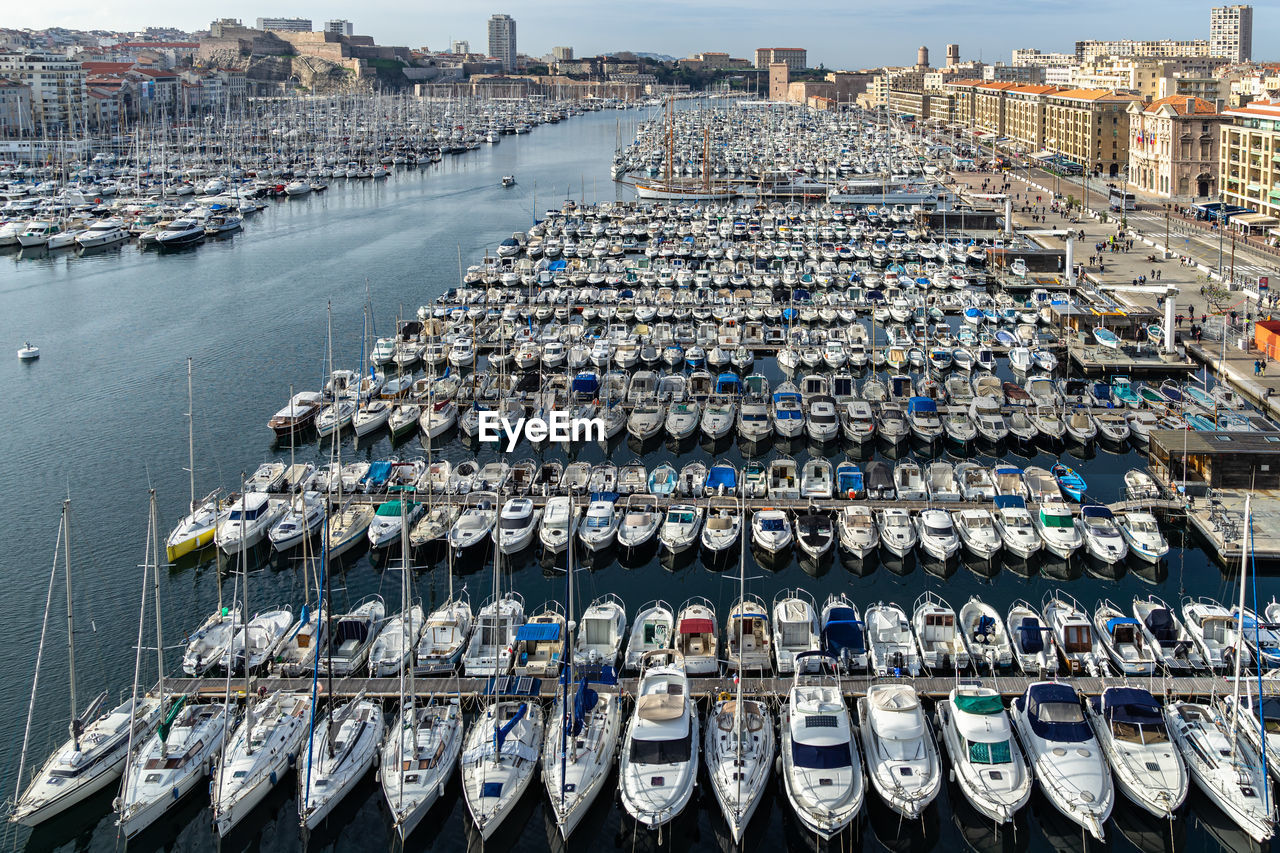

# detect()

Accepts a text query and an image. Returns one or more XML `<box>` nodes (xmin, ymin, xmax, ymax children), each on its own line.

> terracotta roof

<box><xmin>81</xmin><ymin>61</ymin><xmax>133</xmax><ymax>73</ymax></box>
<box><xmin>975</xmin><ymin>81</ymin><xmax>1018</xmax><ymax>91</ymax></box>
<box><xmin>133</xmin><ymin>67</ymin><xmax>177</xmax><ymax>78</ymax></box>
<box><xmin>1008</xmin><ymin>85</ymin><xmax>1061</xmax><ymax>95</ymax></box>
<box><xmin>1145</xmin><ymin>95</ymin><xmax>1218</xmax><ymax>115</ymax></box>
<box><xmin>1050</xmin><ymin>88</ymin><xmax>1142</xmax><ymax>101</ymax></box>
<box><xmin>1227</xmin><ymin>99</ymin><xmax>1280</xmax><ymax>118</ymax></box>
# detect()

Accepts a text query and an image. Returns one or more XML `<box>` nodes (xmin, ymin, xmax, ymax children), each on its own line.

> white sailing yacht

<box><xmin>542</xmin><ymin>520</ymin><xmax>622</xmax><ymax>838</ymax></box>
<box><xmin>704</xmin><ymin>507</ymin><xmax>775</xmax><ymax>842</ymax></box>
<box><xmin>165</xmin><ymin>358</ymin><xmax>222</xmax><ymax>561</ymax></box>
<box><xmin>11</xmin><ymin>501</ymin><xmax>162</xmax><ymax>826</ymax></box>
<box><xmin>619</xmin><ymin>649</ymin><xmax>699</xmax><ymax>828</ymax></box>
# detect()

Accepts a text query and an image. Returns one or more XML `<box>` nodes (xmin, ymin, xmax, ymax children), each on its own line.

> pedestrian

<box><xmin>1255</xmin><ymin>359</ymin><xmax>1261</xmax><ymax>376</ymax></box>
<box><xmin>1177</xmin><ymin>314</ymin><xmax>1184</xmax><ymax>327</ymax></box>
<box><xmin>1156</xmin><ymin>270</ymin><xmax>1161</xmax><ymax>281</ymax></box>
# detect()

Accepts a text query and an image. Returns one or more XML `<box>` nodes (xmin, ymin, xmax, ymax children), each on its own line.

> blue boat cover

<box><xmin>516</xmin><ymin>623</ymin><xmax>561</xmax><ymax>642</ymax></box>
<box><xmin>1099</xmin><ymin>687</ymin><xmax>1162</xmax><ymax>725</ymax></box>
<box><xmin>907</xmin><ymin>396</ymin><xmax>937</xmax><ymax>413</ymax></box>
<box><xmin>572</xmin><ymin>373</ymin><xmax>599</xmax><ymax>394</ymax></box>
<box><xmin>1024</xmin><ymin>683</ymin><xmax>1090</xmax><ymax>742</ymax></box>
<box><xmin>993</xmin><ymin>495</ymin><xmax>1026</xmax><ymax>510</ymax></box>
<box><xmin>715</xmin><ymin>373</ymin><xmax>741</xmax><ymax>393</ymax></box>
<box><xmin>366</xmin><ymin>461</ymin><xmax>392</xmax><ymax>482</ymax></box>
<box><xmin>822</xmin><ymin>608</ymin><xmax>866</xmax><ymax>652</ymax></box>
<box><xmin>1105</xmin><ymin>617</ymin><xmax>1140</xmax><ymax>633</ymax></box>
<box><xmin>706</xmin><ymin>466</ymin><xmax>737</xmax><ymax>489</ymax></box>
<box><xmin>1018</xmin><ymin>617</ymin><xmax>1044</xmax><ymax>653</ymax></box>
<box><xmin>1081</xmin><ymin>505</ymin><xmax>1114</xmax><ymax>520</ymax></box>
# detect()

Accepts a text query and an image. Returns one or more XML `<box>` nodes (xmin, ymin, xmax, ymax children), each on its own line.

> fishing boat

<box><xmin>619</xmin><ymin>650</ymin><xmax>699</xmax><ymax>827</ymax></box>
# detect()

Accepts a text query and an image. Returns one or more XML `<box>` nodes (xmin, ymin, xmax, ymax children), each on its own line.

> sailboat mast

<box><xmin>150</xmin><ymin>490</ymin><xmax>165</xmax><ymax>703</ymax></box>
<box><xmin>398</xmin><ymin>496</ymin><xmax>410</xmax><ymax>810</ymax></box>
<box><xmin>185</xmin><ymin>357</ymin><xmax>196</xmax><ymax>512</ymax></box>
<box><xmin>63</xmin><ymin>499</ymin><xmax>78</xmax><ymax>739</ymax></box>
<box><xmin>243</xmin><ymin>473</ymin><xmax>254</xmax><ymax>754</ymax></box>
<box><xmin>1231</xmin><ymin>493</ymin><xmax>1252</xmax><ymax>751</ymax></box>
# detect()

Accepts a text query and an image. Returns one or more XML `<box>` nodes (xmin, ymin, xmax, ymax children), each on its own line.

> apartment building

<box><xmin>1220</xmin><ymin>100</ymin><xmax>1280</xmax><ymax>218</ymax></box>
<box><xmin>1043</xmin><ymin>88</ymin><xmax>1142</xmax><ymax>175</ymax></box>
<box><xmin>1211</xmin><ymin>5</ymin><xmax>1253</xmax><ymax>62</ymax></box>
<box><xmin>0</xmin><ymin>51</ymin><xmax>85</xmax><ymax>131</ymax></box>
<box><xmin>754</xmin><ymin>48</ymin><xmax>806</xmax><ymax>70</ymax></box>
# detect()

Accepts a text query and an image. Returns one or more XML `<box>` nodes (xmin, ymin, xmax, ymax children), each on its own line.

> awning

<box><xmin>1235</xmin><ymin>212</ymin><xmax>1277</xmax><ymax>225</ymax></box>
<box><xmin>680</xmin><ymin>618</ymin><xmax>714</xmax><ymax>634</ymax></box>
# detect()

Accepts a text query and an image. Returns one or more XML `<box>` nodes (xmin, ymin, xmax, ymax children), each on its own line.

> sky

<box><xmin>12</xmin><ymin>0</ymin><xmax>1270</xmax><ymax>67</ymax></box>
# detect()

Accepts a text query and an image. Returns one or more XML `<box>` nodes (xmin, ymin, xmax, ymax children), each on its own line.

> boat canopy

<box><xmin>375</xmin><ymin>500</ymin><xmax>418</xmax><ymax>516</ymax></box>
<box><xmin>993</xmin><ymin>494</ymin><xmax>1026</xmax><ymax>510</ymax></box>
<box><xmin>1105</xmin><ymin>617</ymin><xmax>1140</xmax><ymax>634</ymax></box>
<box><xmin>715</xmin><ymin>373</ymin><xmax>741</xmax><ymax>394</ymax></box>
<box><xmin>1024</xmin><ymin>683</ymin><xmax>1090</xmax><ymax>742</ymax></box>
<box><xmin>822</xmin><ymin>609</ymin><xmax>866</xmax><ymax>653</ymax></box>
<box><xmin>679</xmin><ymin>618</ymin><xmax>714</xmax><ymax>634</ymax></box>
<box><xmin>954</xmin><ymin>693</ymin><xmax>1004</xmax><ymax>716</ymax></box>
<box><xmin>907</xmin><ymin>396</ymin><xmax>937</xmax><ymax>414</ymax></box>
<box><xmin>1097</xmin><ymin>687</ymin><xmax>1163</xmax><ymax>726</ymax></box>
<box><xmin>515</xmin><ymin>622</ymin><xmax>561</xmax><ymax>643</ymax></box>
<box><xmin>706</xmin><ymin>465</ymin><xmax>737</xmax><ymax>490</ymax></box>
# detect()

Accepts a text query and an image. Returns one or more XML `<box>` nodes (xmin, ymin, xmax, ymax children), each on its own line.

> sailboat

<box><xmin>460</xmin><ymin>502</ymin><xmax>545</xmax><ymax>839</ymax></box>
<box><xmin>165</xmin><ymin>358</ymin><xmax>222</xmax><ymax>560</ymax></box>
<box><xmin>541</xmin><ymin>506</ymin><xmax>622</xmax><ymax>838</ymax></box>
<box><xmin>211</xmin><ymin>493</ymin><xmax>311</xmax><ymax>836</ymax></box>
<box><xmin>117</xmin><ymin>492</ymin><xmax>231</xmax><ymax>838</ymax></box>
<box><xmin>11</xmin><ymin>500</ymin><xmax>162</xmax><ymax>826</ymax></box>
<box><xmin>704</xmin><ymin>498</ymin><xmax>775</xmax><ymax>843</ymax></box>
<box><xmin>298</xmin><ymin>506</ymin><xmax>385</xmax><ymax>831</ymax></box>
<box><xmin>380</xmin><ymin>501</ymin><xmax>464</xmax><ymax>840</ymax></box>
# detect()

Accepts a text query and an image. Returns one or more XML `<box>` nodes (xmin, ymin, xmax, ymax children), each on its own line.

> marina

<box><xmin>7</xmin><ymin>96</ymin><xmax>1280</xmax><ymax>853</ymax></box>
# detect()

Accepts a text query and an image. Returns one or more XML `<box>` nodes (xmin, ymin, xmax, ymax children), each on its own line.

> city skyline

<box><xmin>4</xmin><ymin>0</ymin><xmax>1271</xmax><ymax>67</ymax></box>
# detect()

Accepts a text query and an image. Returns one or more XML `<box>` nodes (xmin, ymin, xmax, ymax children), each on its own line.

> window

<box><xmin>968</xmin><ymin>739</ymin><xmax>1013</xmax><ymax>764</ymax></box>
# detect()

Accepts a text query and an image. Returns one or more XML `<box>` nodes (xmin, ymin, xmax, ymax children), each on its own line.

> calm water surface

<box><xmin>0</xmin><ymin>106</ymin><xmax>1269</xmax><ymax>853</ymax></box>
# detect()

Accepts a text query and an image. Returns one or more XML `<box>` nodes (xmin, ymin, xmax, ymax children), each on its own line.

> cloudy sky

<box><xmin>15</xmin><ymin>0</ymin><xmax>1267</xmax><ymax>67</ymax></box>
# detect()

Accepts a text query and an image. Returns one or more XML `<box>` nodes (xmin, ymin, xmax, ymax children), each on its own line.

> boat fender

<box><xmin>774</xmin><ymin>755</ymin><xmax>782</xmax><ymax>775</ymax></box>
<box><xmin>172</xmin><ymin>786</ymin><xmax>181</xmax><ymax>801</ymax></box>
<box><xmin>269</xmin><ymin>770</ymin><xmax>278</xmax><ymax>786</ymax></box>
<box><xmin>287</xmin><ymin>751</ymin><xmax>296</xmax><ymax>767</ymax></box>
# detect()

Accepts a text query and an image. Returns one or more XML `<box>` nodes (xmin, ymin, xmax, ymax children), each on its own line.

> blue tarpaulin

<box><xmin>516</xmin><ymin>623</ymin><xmax>562</xmax><ymax>642</ymax></box>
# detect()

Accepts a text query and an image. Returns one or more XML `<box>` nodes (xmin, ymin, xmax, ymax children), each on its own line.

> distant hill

<box><xmin>604</xmin><ymin>51</ymin><xmax>676</xmax><ymax>62</ymax></box>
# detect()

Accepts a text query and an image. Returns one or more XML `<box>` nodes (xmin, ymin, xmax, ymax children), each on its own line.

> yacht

<box><xmin>268</xmin><ymin>491</ymin><xmax>325</xmax><ymax>551</ymax></box>
<box><xmin>155</xmin><ymin>217</ymin><xmax>205</xmax><ymax>248</ymax></box>
<box><xmin>460</xmin><ymin>697</ymin><xmax>545</xmax><ymax>838</ymax></box>
<box><xmin>1010</xmin><ymin>682</ymin><xmax>1113</xmax><ymax>841</ymax></box>
<box><xmin>461</xmin><ymin>593</ymin><xmax>525</xmax><ymax>676</ymax></box>
<box><xmin>619</xmin><ymin>650</ymin><xmax>699</xmax><ymax>827</ymax></box>
<box><xmin>624</xmin><ymin>601</ymin><xmax>674</xmax><ymax>671</ymax></box>
<box><xmin>298</xmin><ymin>697</ymin><xmax>385</xmax><ymax>830</ymax></box>
<box><xmin>543</xmin><ymin>669</ymin><xmax>622</xmax><ymax>839</ymax></box>
<box><xmin>381</xmin><ymin>698</ymin><xmax>463</xmax><ymax>840</ymax></box>
<box><xmin>936</xmin><ymin>685</ymin><xmax>1032</xmax><ymax>823</ymax></box>
<box><xmin>859</xmin><ymin>684</ymin><xmax>942</xmax><ymax>818</ymax></box>
<box><xmin>865</xmin><ymin>602</ymin><xmax>920</xmax><ymax>676</ymax></box>
<box><xmin>212</xmin><ymin>691</ymin><xmax>311</xmax><ymax>836</ymax></box>
<box><xmin>368</xmin><ymin>604</ymin><xmax>425</xmax><ymax>677</ymax></box>
<box><xmin>1079</xmin><ymin>505</ymin><xmax>1129</xmax><ymax>564</ymax></box>
<box><xmin>539</xmin><ymin>495</ymin><xmax>578</xmax><ymax>552</ymax></box>
<box><xmin>414</xmin><ymin>596</ymin><xmax>473</xmax><ymax>675</ymax></box>
<box><xmin>493</xmin><ymin>497</ymin><xmax>540</xmax><ymax>554</ymax></box>
<box><xmin>216</xmin><ymin>492</ymin><xmax>285</xmax><ymax>552</ymax></box>
<box><xmin>704</xmin><ymin>681</ymin><xmax>774</xmax><ymax>844</ymax></box>
<box><xmin>1007</xmin><ymin>600</ymin><xmax>1058</xmax><ymax>676</ymax></box>
<box><xmin>322</xmin><ymin>596</ymin><xmax>387</xmax><ymax>676</ymax></box>
<box><xmin>1084</xmin><ymin>687</ymin><xmax>1187</xmax><ymax>819</ymax></box>
<box><xmin>1132</xmin><ymin>595</ymin><xmax>1203</xmax><ymax>671</ymax></box>
<box><xmin>117</xmin><ymin>701</ymin><xmax>230</xmax><ymax>838</ymax></box>
<box><xmin>781</xmin><ymin>654</ymin><xmax>864</xmax><ymax>838</ymax></box>
<box><xmin>915</xmin><ymin>508</ymin><xmax>961</xmax><ymax>562</ymax></box>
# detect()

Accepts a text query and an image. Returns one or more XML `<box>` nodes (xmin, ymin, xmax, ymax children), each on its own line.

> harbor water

<box><xmin>0</xmin><ymin>105</ymin><xmax>1270</xmax><ymax>853</ymax></box>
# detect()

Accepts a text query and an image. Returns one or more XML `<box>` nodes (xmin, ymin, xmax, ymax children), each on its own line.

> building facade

<box><xmin>754</xmin><ymin>47</ymin><xmax>806</xmax><ymax>70</ymax></box>
<box><xmin>0</xmin><ymin>51</ymin><xmax>85</xmax><ymax>131</ymax></box>
<box><xmin>325</xmin><ymin>20</ymin><xmax>355</xmax><ymax>37</ymax></box>
<box><xmin>255</xmin><ymin>17</ymin><xmax>312</xmax><ymax>32</ymax></box>
<box><xmin>1074</xmin><ymin>39</ymin><xmax>1210</xmax><ymax>61</ymax></box>
<box><xmin>1220</xmin><ymin>100</ymin><xmax>1280</xmax><ymax>218</ymax></box>
<box><xmin>552</xmin><ymin>46</ymin><xmax>573</xmax><ymax>61</ymax></box>
<box><xmin>1127</xmin><ymin>96</ymin><xmax>1224</xmax><ymax>199</ymax></box>
<box><xmin>0</xmin><ymin>78</ymin><xmax>32</xmax><ymax>136</ymax></box>
<box><xmin>1211</xmin><ymin>5</ymin><xmax>1253</xmax><ymax>62</ymax></box>
<box><xmin>488</xmin><ymin>14</ymin><xmax>517</xmax><ymax>71</ymax></box>
<box><xmin>1043</xmin><ymin>89</ymin><xmax>1141</xmax><ymax>174</ymax></box>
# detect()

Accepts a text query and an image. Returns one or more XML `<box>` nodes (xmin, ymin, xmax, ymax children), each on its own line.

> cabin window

<box><xmin>967</xmin><ymin>739</ymin><xmax>1012</xmax><ymax>764</ymax></box>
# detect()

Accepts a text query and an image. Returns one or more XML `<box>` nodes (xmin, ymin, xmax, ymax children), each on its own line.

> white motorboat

<box><xmin>573</xmin><ymin>593</ymin><xmax>627</xmax><ymax>670</ymax></box>
<box><xmin>953</xmin><ymin>508</ymin><xmax>1001</xmax><ymax>560</ymax></box>
<box><xmin>619</xmin><ymin>650</ymin><xmax>699</xmax><ymax>828</ymax></box>
<box><xmin>298</xmin><ymin>696</ymin><xmax>384</xmax><ymax>830</ymax></box>
<box><xmin>724</xmin><ymin>595</ymin><xmax>771</xmax><ymax>673</ymax></box>
<box><xmin>322</xmin><ymin>596</ymin><xmax>386</xmax><ymax>676</ymax></box>
<box><xmin>268</xmin><ymin>490</ymin><xmax>325</xmax><ymax>551</ymax></box>
<box><xmin>876</xmin><ymin>507</ymin><xmax>917</xmax><ymax>557</ymax></box>
<box><xmin>1132</xmin><ymin>595</ymin><xmax>1204</xmax><ymax>671</ymax></box>
<box><xmin>1084</xmin><ymin>687</ymin><xmax>1187</xmax><ymax>819</ymax></box>
<box><xmin>616</xmin><ymin>496</ymin><xmax>661</xmax><ymax>551</ymax></box>
<box><xmin>1079</xmin><ymin>505</ymin><xmax>1129</xmax><ymax>564</ymax></box>
<box><xmin>539</xmin><ymin>496</ymin><xmax>578</xmax><ymax>552</ymax></box>
<box><xmin>700</xmin><ymin>504</ymin><xmax>741</xmax><ymax>554</ymax></box>
<box><xmin>415</xmin><ymin>596</ymin><xmax>473</xmax><ymax>675</ymax></box>
<box><xmin>216</xmin><ymin>492</ymin><xmax>285</xmax><ymax>552</ymax></box>
<box><xmin>1182</xmin><ymin>597</ymin><xmax>1244</xmax><ymax>670</ymax></box>
<box><xmin>368</xmin><ymin>604</ymin><xmax>425</xmax><ymax>677</ymax></box>
<box><xmin>837</xmin><ymin>505</ymin><xmax>878</xmax><ymax>558</ymax></box>
<box><xmin>957</xmin><ymin>596</ymin><xmax>1014</xmax><ymax>671</ymax></box>
<box><xmin>461</xmin><ymin>592</ymin><xmax>525</xmax><ymax>676</ymax></box>
<box><xmin>780</xmin><ymin>653</ymin><xmax>864</xmax><ymax>838</ymax></box>
<box><xmin>1010</xmin><ymin>682</ymin><xmax>1114</xmax><ymax>841</ymax></box>
<box><xmin>181</xmin><ymin>604</ymin><xmax>243</xmax><ymax>676</ymax></box>
<box><xmin>751</xmin><ymin>507</ymin><xmax>793</xmax><ymax>555</ymax></box>
<box><xmin>1033</xmin><ymin>499</ymin><xmax>1082</xmax><ymax>558</ymax></box>
<box><xmin>211</xmin><ymin>691</ymin><xmax>310</xmax><ymax>836</ymax></box>
<box><xmin>448</xmin><ymin>493</ymin><xmax>498</xmax><ymax>551</ymax></box>
<box><xmin>675</xmin><ymin>597</ymin><xmax>719</xmax><ymax>676</ymax></box>
<box><xmin>117</xmin><ymin>700</ymin><xmax>229</xmax><ymax>838</ymax></box>
<box><xmin>493</xmin><ymin>497</ymin><xmax>540</xmax><ymax>554</ymax></box>
<box><xmin>221</xmin><ymin>607</ymin><xmax>294</xmax><ymax>673</ymax></box>
<box><xmin>658</xmin><ymin>503</ymin><xmax>703</xmax><ymax>553</ymax></box>
<box><xmin>1043</xmin><ymin>592</ymin><xmax>1107</xmax><ymax>676</ymax></box>
<box><xmin>912</xmin><ymin>592</ymin><xmax>968</xmax><ymax>672</ymax></box>
<box><xmin>1119</xmin><ymin>511</ymin><xmax>1169</xmax><ymax>562</ymax></box>
<box><xmin>865</xmin><ymin>602</ymin><xmax>920</xmax><ymax>676</ymax></box>
<box><xmin>1092</xmin><ymin>600</ymin><xmax>1157</xmax><ymax>675</ymax></box>
<box><xmin>915</xmin><ymin>508</ymin><xmax>961</xmax><ymax>562</ymax></box>
<box><xmin>578</xmin><ymin>499</ymin><xmax>620</xmax><ymax>551</ymax></box>
<box><xmin>1007</xmin><ymin>600</ymin><xmax>1058</xmax><ymax>676</ymax></box>
<box><xmin>859</xmin><ymin>684</ymin><xmax>942</xmax><ymax>818</ymax></box>
<box><xmin>991</xmin><ymin>495</ymin><xmax>1042</xmax><ymax>558</ymax></box>
<box><xmin>624</xmin><ymin>600</ymin><xmax>673</xmax><ymax>671</ymax></box>
<box><xmin>936</xmin><ymin>686</ymin><xmax>1032</xmax><ymax>823</ymax></box>
<box><xmin>772</xmin><ymin>589</ymin><xmax>820</xmax><ymax>675</ymax></box>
